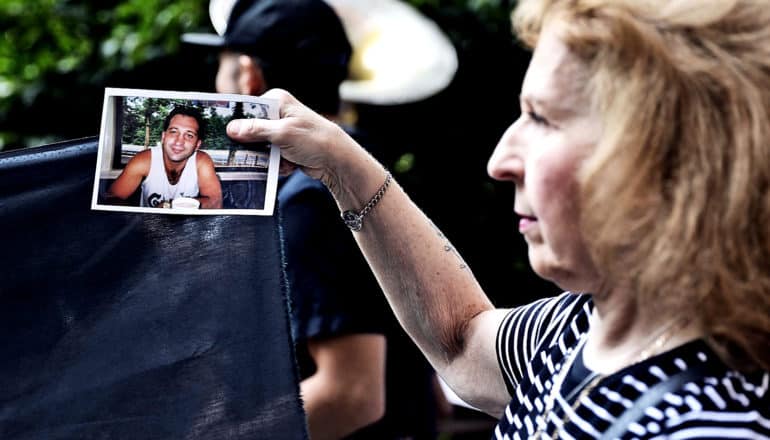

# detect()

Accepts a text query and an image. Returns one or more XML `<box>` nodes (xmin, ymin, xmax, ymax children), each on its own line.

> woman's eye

<box><xmin>528</xmin><ymin>111</ymin><xmax>550</xmax><ymax>126</ymax></box>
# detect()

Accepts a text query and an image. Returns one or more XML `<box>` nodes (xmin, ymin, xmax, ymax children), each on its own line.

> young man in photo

<box><xmin>108</xmin><ymin>106</ymin><xmax>223</xmax><ymax>209</ymax></box>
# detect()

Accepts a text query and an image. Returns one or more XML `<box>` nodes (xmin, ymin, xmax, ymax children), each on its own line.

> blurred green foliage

<box><xmin>408</xmin><ymin>0</ymin><xmax>514</xmax><ymax>37</ymax></box>
<box><xmin>0</xmin><ymin>0</ymin><xmax>518</xmax><ymax>150</ymax></box>
<box><xmin>0</xmin><ymin>0</ymin><xmax>206</xmax><ymax>150</ymax></box>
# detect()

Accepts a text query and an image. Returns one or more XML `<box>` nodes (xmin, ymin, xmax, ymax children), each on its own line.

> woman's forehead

<box><xmin>521</xmin><ymin>21</ymin><xmax>590</xmax><ymax>113</ymax></box>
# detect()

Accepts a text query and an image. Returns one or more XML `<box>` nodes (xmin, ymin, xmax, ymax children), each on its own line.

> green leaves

<box><xmin>0</xmin><ymin>0</ymin><xmax>205</xmax><ymax>148</ymax></box>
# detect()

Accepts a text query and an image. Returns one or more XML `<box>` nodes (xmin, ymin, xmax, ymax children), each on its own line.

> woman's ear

<box><xmin>238</xmin><ymin>55</ymin><xmax>267</xmax><ymax>95</ymax></box>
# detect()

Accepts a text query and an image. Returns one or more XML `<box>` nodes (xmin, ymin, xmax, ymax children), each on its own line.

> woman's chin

<box><xmin>529</xmin><ymin>253</ymin><xmax>594</xmax><ymax>293</ymax></box>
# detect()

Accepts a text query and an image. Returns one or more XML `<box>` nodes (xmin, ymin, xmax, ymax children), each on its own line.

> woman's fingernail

<box><xmin>227</xmin><ymin>120</ymin><xmax>242</xmax><ymax>135</ymax></box>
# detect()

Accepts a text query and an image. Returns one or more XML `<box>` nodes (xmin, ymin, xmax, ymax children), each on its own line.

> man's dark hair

<box><xmin>223</xmin><ymin>0</ymin><xmax>351</xmax><ymax>115</ymax></box>
<box><xmin>181</xmin><ymin>0</ymin><xmax>351</xmax><ymax>114</ymax></box>
<box><xmin>163</xmin><ymin>106</ymin><xmax>206</xmax><ymax>140</ymax></box>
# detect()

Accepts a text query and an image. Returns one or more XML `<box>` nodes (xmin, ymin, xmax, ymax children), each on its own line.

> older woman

<box><xmin>228</xmin><ymin>0</ymin><xmax>770</xmax><ymax>437</ymax></box>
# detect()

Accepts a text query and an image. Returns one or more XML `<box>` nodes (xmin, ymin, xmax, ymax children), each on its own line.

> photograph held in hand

<box><xmin>91</xmin><ymin>87</ymin><xmax>280</xmax><ymax>216</ymax></box>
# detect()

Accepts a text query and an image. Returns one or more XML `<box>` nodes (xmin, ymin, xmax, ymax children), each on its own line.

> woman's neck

<box><xmin>582</xmin><ymin>288</ymin><xmax>701</xmax><ymax>374</ymax></box>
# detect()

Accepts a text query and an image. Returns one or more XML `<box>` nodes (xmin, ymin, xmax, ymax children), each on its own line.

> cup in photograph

<box><xmin>171</xmin><ymin>197</ymin><xmax>201</xmax><ymax>210</ymax></box>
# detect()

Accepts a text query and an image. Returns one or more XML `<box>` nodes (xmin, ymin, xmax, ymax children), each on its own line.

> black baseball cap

<box><xmin>183</xmin><ymin>0</ymin><xmax>352</xmax><ymax>114</ymax></box>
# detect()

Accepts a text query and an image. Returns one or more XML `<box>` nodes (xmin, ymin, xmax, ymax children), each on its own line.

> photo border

<box><xmin>91</xmin><ymin>87</ymin><xmax>280</xmax><ymax>216</ymax></box>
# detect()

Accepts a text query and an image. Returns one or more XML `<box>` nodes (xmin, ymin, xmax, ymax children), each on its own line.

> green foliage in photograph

<box><xmin>120</xmin><ymin>97</ymin><xmax>256</xmax><ymax>152</ymax></box>
<box><xmin>121</xmin><ymin>97</ymin><xmax>178</xmax><ymax>148</ymax></box>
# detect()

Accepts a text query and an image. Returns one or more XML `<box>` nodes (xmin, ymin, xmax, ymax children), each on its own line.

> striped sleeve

<box><xmin>495</xmin><ymin>292</ymin><xmax>591</xmax><ymax>396</ymax></box>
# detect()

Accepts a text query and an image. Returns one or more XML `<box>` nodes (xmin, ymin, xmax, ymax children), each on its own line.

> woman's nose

<box><xmin>487</xmin><ymin>124</ymin><xmax>524</xmax><ymax>184</ymax></box>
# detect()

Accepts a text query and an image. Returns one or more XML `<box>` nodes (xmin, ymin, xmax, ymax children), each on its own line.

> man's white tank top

<box><xmin>140</xmin><ymin>146</ymin><xmax>199</xmax><ymax>207</ymax></box>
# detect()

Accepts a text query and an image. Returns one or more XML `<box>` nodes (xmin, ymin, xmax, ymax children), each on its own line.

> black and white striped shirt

<box><xmin>494</xmin><ymin>292</ymin><xmax>770</xmax><ymax>439</ymax></box>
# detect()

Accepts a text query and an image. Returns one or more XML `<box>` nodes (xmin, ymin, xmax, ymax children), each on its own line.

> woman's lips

<box><xmin>517</xmin><ymin>214</ymin><xmax>537</xmax><ymax>232</ymax></box>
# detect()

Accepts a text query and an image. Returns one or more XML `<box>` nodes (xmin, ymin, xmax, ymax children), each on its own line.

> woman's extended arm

<box><xmin>227</xmin><ymin>90</ymin><xmax>512</xmax><ymax>414</ymax></box>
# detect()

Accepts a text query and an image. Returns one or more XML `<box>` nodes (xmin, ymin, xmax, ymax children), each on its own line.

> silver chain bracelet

<box><xmin>341</xmin><ymin>172</ymin><xmax>392</xmax><ymax>231</ymax></box>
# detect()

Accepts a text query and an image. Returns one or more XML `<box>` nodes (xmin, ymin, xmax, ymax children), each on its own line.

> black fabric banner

<box><xmin>0</xmin><ymin>138</ymin><xmax>306</xmax><ymax>439</ymax></box>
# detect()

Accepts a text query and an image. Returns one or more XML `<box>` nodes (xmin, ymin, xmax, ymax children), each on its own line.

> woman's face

<box><xmin>487</xmin><ymin>22</ymin><xmax>602</xmax><ymax>292</ymax></box>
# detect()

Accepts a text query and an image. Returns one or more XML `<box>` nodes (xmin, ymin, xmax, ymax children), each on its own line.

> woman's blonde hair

<box><xmin>513</xmin><ymin>0</ymin><xmax>770</xmax><ymax>371</ymax></box>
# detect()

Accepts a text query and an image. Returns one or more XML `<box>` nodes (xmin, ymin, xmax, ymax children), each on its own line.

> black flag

<box><xmin>0</xmin><ymin>138</ymin><xmax>306</xmax><ymax>439</ymax></box>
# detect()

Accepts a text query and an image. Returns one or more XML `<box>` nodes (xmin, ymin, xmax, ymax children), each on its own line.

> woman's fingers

<box><xmin>225</xmin><ymin>89</ymin><xmax>296</xmax><ymax>142</ymax></box>
<box><xmin>278</xmin><ymin>158</ymin><xmax>298</xmax><ymax>176</ymax></box>
<box><xmin>225</xmin><ymin>88</ymin><xmax>358</xmax><ymax>182</ymax></box>
<box><xmin>226</xmin><ymin>117</ymin><xmax>274</xmax><ymax>143</ymax></box>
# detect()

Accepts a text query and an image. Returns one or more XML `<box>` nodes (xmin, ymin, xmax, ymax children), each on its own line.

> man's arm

<box><xmin>107</xmin><ymin>150</ymin><xmax>151</xmax><ymax>201</ymax></box>
<box><xmin>195</xmin><ymin>152</ymin><xmax>223</xmax><ymax>209</ymax></box>
<box><xmin>300</xmin><ymin>334</ymin><xmax>386</xmax><ymax>440</ymax></box>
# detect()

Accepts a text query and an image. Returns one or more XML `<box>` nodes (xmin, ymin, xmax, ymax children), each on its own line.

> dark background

<box><xmin>0</xmin><ymin>0</ymin><xmax>559</xmax><ymax>307</ymax></box>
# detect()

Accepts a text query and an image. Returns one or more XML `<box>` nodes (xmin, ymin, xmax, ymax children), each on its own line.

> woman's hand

<box><xmin>226</xmin><ymin>89</ymin><xmax>358</xmax><ymax>186</ymax></box>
